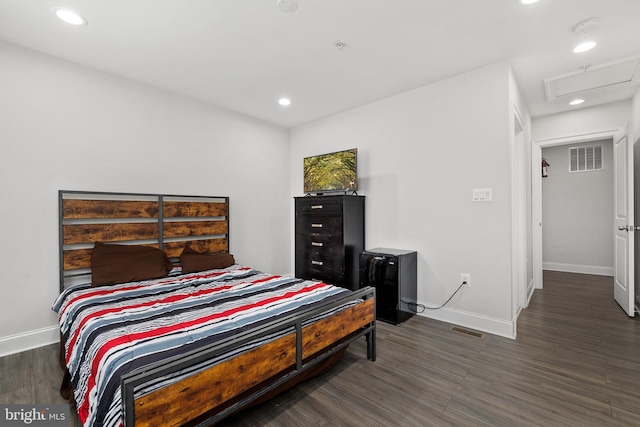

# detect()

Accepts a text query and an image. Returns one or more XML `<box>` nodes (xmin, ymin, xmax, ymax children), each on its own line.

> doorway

<box><xmin>541</xmin><ymin>139</ymin><xmax>614</xmax><ymax>275</ymax></box>
<box><xmin>532</xmin><ymin>130</ymin><xmax>619</xmax><ymax>291</ymax></box>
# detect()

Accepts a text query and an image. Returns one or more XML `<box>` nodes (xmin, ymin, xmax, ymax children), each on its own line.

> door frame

<box><xmin>512</xmin><ymin>105</ymin><xmax>527</xmax><ymax>323</ymax></box>
<box><xmin>531</xmin><ymin>129</ymin><xmax>620</xmax><ymax>290</ymax></box>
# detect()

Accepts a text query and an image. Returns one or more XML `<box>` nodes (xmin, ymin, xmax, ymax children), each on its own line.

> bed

<box><xmin>54</xmin><ymin>190</ymin><xmax>376</xmax><ymax>427</ymax></box>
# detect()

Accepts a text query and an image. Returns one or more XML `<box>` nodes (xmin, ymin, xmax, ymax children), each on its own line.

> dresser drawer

<box><xmin>308</xmin><ymin>268</ymin><xmax>344</xmax><ymax>287</ymax></box>
<box><xmin>295</xmin><ymin>216</ymin><xmax>342</xmax><ymax>235</ymax></box>
<box><xmin>295</xmin><ymin>234</ymin><xmax>342</xmax><ymax>256</ymax></box>
<box><xmin>295</xmin><ymin>198</ymin><xmax>342</xmax><ymax>216</ymax></box>
<box><xmin>295</xmin><ymin>251</ymin><xmax>344</xmax><ymax>285</ymax></box>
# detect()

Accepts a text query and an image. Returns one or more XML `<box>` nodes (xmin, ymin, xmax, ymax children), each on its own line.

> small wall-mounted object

<box><xmin>542</xmin><ymin>158</ymin><xmax>550</xmax><ymax>178</ymax></box>
<box><xmin>472</xmin><ymin>188</ymin><xmax>492</xmax><ymax>202</ymax></box>
<box><xmin>276</xmin><ymin>0</ymin><xmax>298</xmax><ymax>13</ymax></box>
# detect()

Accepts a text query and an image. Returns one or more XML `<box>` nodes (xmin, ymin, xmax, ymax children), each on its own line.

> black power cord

<box><xmin>402</xmin><ymin>280</ymin><xmax>468</xmax><ymax>313</ymax></box>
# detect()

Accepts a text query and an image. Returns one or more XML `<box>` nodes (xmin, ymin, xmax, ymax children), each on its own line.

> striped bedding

<box><xmin>52</xmin><ymin>265</ymin><xmax>352</xmax><ymax>427</ymax></box>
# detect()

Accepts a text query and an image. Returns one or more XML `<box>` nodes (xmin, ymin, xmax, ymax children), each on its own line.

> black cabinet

<box><xmin>359</xmin><ymin>248</ymin><xmax>417</xmax><ymax>325</ymax></box>
<box><xmin>295</xmin><ymin>195</ymin><xmax>365</xmax><ymax>291</ymax></box>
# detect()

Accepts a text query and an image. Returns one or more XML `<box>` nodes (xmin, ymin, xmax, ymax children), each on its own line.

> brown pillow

<box><xmin>91</xmin><ymin>242</ymin><xmax>172</xmax><ymax>286</ymax></box>
<box><xmin>179</xmin><ymin>244</ymin><xmax>235</xmax><ymax>273</ymax></box>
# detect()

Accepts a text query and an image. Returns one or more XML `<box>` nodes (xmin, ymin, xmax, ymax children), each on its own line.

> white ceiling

<box><xmin>1</xmin><ymin>0</ymin><xmax>639</xmax><ymax>128</ymax></box>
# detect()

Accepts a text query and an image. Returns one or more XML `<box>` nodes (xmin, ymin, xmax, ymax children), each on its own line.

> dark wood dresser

<box><xmin>295</xmin><ymin>195</ymin><xmax>365</xmax><ymax>291</ymax></box>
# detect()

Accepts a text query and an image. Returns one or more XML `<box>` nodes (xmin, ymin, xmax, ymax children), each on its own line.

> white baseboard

<box><xmin>0</xmin><ymin>326</ymin><xmax>59</xmax><ymax>357</ymax></box>
<box><xmin>416</xmin><ymin>303</ymin><xmax>516</xmax><ymax>339</ymax></box>
<box><xmin>543</xmin><ymin>262</ymin><xmax>614</xmax><ymax>277</ymax></box>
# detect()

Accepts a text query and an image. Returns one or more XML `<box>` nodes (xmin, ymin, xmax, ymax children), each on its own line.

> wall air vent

<box><xmin>544</xmin><ymin>56</ymin><xmax>640</xmax><ymax>102</ymax></box>
<box><xmin>569</xmin><ymin>145</ymin><xmax>603</xmax><ymax>173</ymax></box>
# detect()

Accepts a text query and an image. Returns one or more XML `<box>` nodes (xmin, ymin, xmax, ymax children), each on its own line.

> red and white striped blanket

<box><xmin>53</xmin><ymin>265</ymin><xmax>350</xmax><ymax>427</ymax></box>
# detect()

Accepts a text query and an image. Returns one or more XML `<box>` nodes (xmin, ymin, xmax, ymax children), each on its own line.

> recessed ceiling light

<box><xmin>278</xmin><ymin>98</ymin><xmax>292</xmax><ymax>106</ymax></box>
<box><xmin>569</xmin><ymin>99</ymin><xmax>585</xmax><ymax>106</ymax></box>
<box><xmin>573</xmin><ymin>41</ymin><xmax>596</xmax><ymax>53</ymax></box>
<box><xmin>521</xmin><ymin>0</ymin><xmax>539</xmax><ymax>4</ymax></box>
<box><xmin>53</xmin><ymin>8</ymin><xmax>87</xmax><ymax>26</ymax></box>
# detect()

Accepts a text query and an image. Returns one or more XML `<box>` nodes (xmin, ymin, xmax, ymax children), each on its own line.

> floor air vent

<box><xmin>450</xmin><ymin>326</ymin><xmax>484</xmax><ymax>339</ymax></box>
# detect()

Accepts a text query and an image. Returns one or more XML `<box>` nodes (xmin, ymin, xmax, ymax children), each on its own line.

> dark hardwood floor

<box><xmin>2</xmin><ymin>271</ymin><xmax>639</xmax><ymax>426</ymax></box>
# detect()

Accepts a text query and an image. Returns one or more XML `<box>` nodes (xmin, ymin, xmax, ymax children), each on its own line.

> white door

<box><xmin>613</xmin><ymin>125</ymin><xmax>635</xmax><ymax>316</ymax></box>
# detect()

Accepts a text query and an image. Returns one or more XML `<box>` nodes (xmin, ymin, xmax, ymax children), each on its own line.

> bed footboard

<box><xmin>122</xmin><ymin>287</ymin><xmax>376</xmax><ymax>427</ymax></box>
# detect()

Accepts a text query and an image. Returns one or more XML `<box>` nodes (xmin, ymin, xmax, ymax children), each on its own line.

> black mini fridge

<box><xmin>359</xmin><ymin>248</ymin><xmax>417</xmax><ymax>325</ymax></box>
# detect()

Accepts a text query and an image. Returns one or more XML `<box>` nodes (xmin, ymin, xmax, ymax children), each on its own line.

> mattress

<box><xmin>52</xmin><ymin>265</ymin><xmax>351</xmax><ymax>427</ymax></box>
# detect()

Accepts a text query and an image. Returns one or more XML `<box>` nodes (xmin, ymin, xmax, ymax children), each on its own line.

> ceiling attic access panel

<box><xmin>544</xmin><ymin>56</ymin><xmax>640</xmax><ymax>102</ymax></box>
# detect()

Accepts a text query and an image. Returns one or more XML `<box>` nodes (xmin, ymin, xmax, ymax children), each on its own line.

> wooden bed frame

<box><xmin>59</xmin><ymin>190</ymin><xmax>230</xmax><ymax>290</ymax></box>
<box><xmin>58</xmin><ymin>190</ymin><xmax>376</xmax><ymax>426</ymax></box>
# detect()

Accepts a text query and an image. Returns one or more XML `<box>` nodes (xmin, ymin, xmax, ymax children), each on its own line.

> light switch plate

<box><xmin>472</xmin><ymin>188</ymin><xmax>492</xmax><ymax>202</ymax></box>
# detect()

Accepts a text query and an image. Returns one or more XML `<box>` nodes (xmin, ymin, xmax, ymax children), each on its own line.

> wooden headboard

<box><xmin>59</xmin><ymin>190</ymin><xmax>229</xmax><ymax>291</ymax></box>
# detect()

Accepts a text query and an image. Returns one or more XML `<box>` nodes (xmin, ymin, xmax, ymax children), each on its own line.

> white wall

<box><xmin>532</xmin><ymin>100</ymin><xmax>631</xmax><ymax>142</ymax></box>
<box><xmin>0</xmin><ymin>42</ymin><xmax>291</xmax><ymax>355</ymax></box>
<box><xmin>290</xmin><ymin>62</ymin><xmax>517</xmax><ymax>338</ymax></box>
<box><xmin>541</xmin><ymin>140</ymin><xmax>614</xmax><ymax>275</ymax></box>
<box><xmin>632</xmin><ymin>88</ymin><xmax>640</xmax><ymax>142</ymax></box>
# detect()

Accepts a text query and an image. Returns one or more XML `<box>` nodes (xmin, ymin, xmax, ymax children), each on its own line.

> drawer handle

<box><xmin>311</xmin><ymin>242</ymin><xmax>323</xmax><ymax>247</ymax></box>
<box><xmin>311</xmin><ymin>223</ymin><xmax>323</xmax><ymax>228</ymax></box>
<box><xmin>311</xmin><ymin>260</ymin><xmax>324</xmax><ymax>266</ymax></box>
<box><xmin>311</xmin><ymin>205</ymin><xmax>323</xmax><ymax>209</ymax></box>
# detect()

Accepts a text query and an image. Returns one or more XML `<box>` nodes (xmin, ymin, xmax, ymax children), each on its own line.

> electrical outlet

<box><xmin>460</xmin><ymin>273</ymin><xmax>471</xmax><ymax>287</ymax></box>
